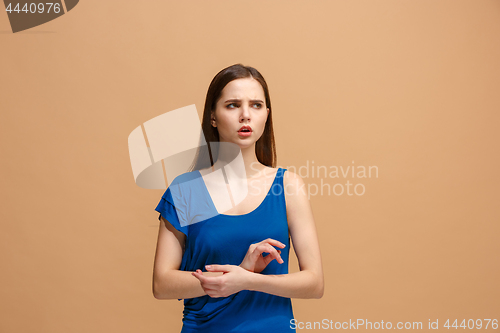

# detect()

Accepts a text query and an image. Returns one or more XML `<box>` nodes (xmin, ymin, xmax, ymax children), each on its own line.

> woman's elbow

<box><xmin>153</xmin><ymin>284</ymin><xmax>177</xmax><ymax>300</ymax></box>
<box><xmin>153</xmin><ymin>290</ymin><xmax>163</xmax><ymax>300</ymax></box>
<box><xmin>304</xmin><ymin>270</ymin><xmax>324</xmax><ymax>299</ymax></box>
<box><xmin>315</xmin><ymin>283</ymin><xmax>324</xmax><ymax>299</ymax></box>
<box><xmin>313</xmin><ymin>273</ymin><xmax>324</xmax><ymax>299</ymax></box>
<box><xmin>152</xmin><ymin>280</ymin><xmax>165</xmax><ymax>299</ymax></box>
<box><xmin>152</xmin><ymin>273</ymin><xmax>174</xmax><ymax>300</ymax></box>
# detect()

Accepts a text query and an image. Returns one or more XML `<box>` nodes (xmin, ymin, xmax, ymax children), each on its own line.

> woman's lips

<box><xmin>238</xmin><ymin>131</ymin><xmax>252</xmax><ymax>137</ymax></box>
<box><xmin>238</xmin><ymin>125</ymin><xmax>252</xmax><ymax>137</ymax></box>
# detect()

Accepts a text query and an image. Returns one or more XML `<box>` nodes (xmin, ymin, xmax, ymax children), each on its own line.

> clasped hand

<box><xmin>191</xmin><ymin>238</ymin><xmax>286</xmax><ymax>298</ymax></box>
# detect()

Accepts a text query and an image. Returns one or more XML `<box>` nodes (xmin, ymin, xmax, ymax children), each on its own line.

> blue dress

<box><xmin>155</xmin><ymin>167</ymin><xmax>295</xmax><ymax>332</ymax></box>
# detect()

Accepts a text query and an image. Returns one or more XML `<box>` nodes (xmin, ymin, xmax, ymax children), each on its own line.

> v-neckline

<box><xmin>196</xmin><ymin>168</ymin><xmax>281</xmax><ymax>218</ymax></box>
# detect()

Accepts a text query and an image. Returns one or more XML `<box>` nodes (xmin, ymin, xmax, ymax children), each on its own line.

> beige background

<box><xmin>1</xmin><ymin>1</ymin><xmax>499</xmax><ymax>332</ymax></box>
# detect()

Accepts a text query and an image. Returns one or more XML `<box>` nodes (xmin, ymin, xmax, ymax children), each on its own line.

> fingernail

<box><xmin>205</xmin><ymin>265</ymin><xmax>211</xmax><ymax>269</ymax></box>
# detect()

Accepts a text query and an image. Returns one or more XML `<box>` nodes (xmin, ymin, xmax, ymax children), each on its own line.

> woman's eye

<box><xmin>252</xmin><ymin>103</ymin><xmax>262</xmax><ymax>109</ymax></box>
<box><xmin>227</xmin><ymin>103</ymin><xmax>238</xmax><ymax>109</ymax></box>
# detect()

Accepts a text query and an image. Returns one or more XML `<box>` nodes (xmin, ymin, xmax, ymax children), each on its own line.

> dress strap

<box><xmin>266</xmin><ymin>167</ymin><xmax>287</xmax><ymax>213</ymax></box>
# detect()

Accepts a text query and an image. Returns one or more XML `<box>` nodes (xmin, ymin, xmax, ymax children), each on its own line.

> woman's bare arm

<box><xmin>152</xmin><ymin>216</ymin><xmax>222</xmax><ymax>300</ymax></box>
<box><xmin>248</xmin><ymin>170</ymin><xmax>324</xmax><ymax>298</ymax></box>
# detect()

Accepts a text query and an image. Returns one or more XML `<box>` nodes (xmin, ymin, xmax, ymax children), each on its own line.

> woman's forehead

<box><xmin>220</xmin><ymin>78</ymin><xmax>265</xmax><ymax>100</ymax></box>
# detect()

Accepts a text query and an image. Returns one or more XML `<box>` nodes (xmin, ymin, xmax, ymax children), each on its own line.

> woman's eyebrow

<box><xmin>224</xmin><ymin>99</ymin><xmax>264</xmax><ymax>103</ymax></box>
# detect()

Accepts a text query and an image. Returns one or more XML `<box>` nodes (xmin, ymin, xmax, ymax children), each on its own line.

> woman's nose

<box><xmin>240</xmin><ymin>105</ymin><xmax>251</xmax><ymax>121</ymax></box>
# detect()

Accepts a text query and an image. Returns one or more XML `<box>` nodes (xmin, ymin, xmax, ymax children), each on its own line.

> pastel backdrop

<box><xmin>1</xmin><ymin>1</ymin><xmax>499</xmax><ymax>332</ymax></box>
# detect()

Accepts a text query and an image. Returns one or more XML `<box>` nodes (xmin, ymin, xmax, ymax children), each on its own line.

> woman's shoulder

<box><xmin>263</xmin><ymin>166</ymin><xmax>279</xmax><ymax>173</ymax></box>
<box><xmin>281</xmin><ymin>168</ymin><xmax>304</xmax><ymax>187</ymax></box>
<box><xmin>166</xmin><ymin>170</ymin><xmax>202</xmax><ymax>193</ymax></box>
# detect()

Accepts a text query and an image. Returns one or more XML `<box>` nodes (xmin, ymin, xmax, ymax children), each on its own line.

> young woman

<box><xmin>152</xmin><ymin>64</ymin><xmax>323</xmax><ymax>332</ymax></box>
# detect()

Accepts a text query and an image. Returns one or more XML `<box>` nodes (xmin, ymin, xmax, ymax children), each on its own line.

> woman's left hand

<box><xmin>191</xmin><ymin>265</ymin><xmax>252</xmax><ymax>298</ymax></box>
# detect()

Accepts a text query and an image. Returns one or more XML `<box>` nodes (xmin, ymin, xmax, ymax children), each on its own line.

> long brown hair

<box><xmin>189</xmin><ymin>64</ymin><xmax>277</xmax><ymax>171</ymax></box>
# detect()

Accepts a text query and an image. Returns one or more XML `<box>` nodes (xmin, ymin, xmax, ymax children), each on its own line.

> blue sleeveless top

<box><xmin>155</xmin><ymin>168</ymin><xmax>295</xmax><ymax>332</ymax></box>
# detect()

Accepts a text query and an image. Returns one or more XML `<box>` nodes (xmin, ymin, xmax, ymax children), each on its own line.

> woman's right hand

<box><xmin>239</xmin><ymin>238</ymin><xmax>286</xmax><ymax>273</ymax></box>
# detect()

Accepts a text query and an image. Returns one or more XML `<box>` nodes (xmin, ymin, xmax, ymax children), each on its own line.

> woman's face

<box><xmin>212</xmin><ymin>77</ymin><xmax>270</xmax><ymax>149</ymax></box>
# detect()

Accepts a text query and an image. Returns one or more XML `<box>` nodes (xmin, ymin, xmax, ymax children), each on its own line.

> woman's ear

<box><xmin>211</xmin><ymin>113</ymin><xmax>217</xmax><ymax>127</ymax></box>
<box><xmin>267</xmin><ymin>108</ymin><xmax>270</xmax><ymax>117</ymax></box>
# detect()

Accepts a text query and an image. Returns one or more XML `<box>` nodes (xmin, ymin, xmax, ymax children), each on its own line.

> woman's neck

<box><xmin>211</xmin><ymin>142</ymin><xmax>266</xmax><ymax>178</ymax></box>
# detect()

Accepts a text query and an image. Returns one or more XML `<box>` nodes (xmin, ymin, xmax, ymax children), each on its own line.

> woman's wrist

<box><xmin>245</xmin><ymin>270</ymin><xmax>262</xmax><ymax>292</ymax></box>
<box><xmin>239</xmin><ymin>263</ymin><xmax>254</xmax><ymax>272</ymax></box>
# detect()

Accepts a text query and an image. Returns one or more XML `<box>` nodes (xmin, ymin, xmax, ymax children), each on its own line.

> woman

<box><xmin>152</xmin><ymin>64</ymin><xmax>323</xmax><ymax>332</ymax></box>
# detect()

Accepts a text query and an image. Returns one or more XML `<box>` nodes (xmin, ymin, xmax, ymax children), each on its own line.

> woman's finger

<box><xmin>191</xmin><ymin>272</ymin><xmax>202</xmax><ymax>281</ymax></box>
<box><xmin>256</xmin><ymin>244</ymin><xmax>283</xmax><ymax>264</ymax></box>
<box><xmin>194</xmin><ymin>274</ymin><xmax>222</xmax><ymax>287</ymax></box>
<box><xmin>261</xmin><ymin>238</ymin><xmax>286</xmax><ymax>248</ymax></box>
<box><xmin>192</xmin><ymin>269</ymin><xmax>209</xmax><ymax>282</ymax></box>
<box><xmin>265</xmin><ymin>244</ymin><xmax>283</xmax><ymax>263</ymax></box>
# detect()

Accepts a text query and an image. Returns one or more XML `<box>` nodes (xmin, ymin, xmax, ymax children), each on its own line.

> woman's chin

<box><xmin>235</xmin><ymin>140</ymin><xmax>256</xmax><ymax>150</ymax></box>
<box><xmin>219</xmin><ymin>135</ymin><xmax>258</xmax><ymax>150</ymax></box>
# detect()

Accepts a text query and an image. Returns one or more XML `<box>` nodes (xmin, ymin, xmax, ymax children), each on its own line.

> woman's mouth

<box><xmin>238</xmin><ymin>131</ymin><xmax>252</xmax><ymax>137</ymax></box>
<box><xmin>238</xmin><ymin>126</ymin><xmax>252</xmax><ymax>137</ymax></box>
